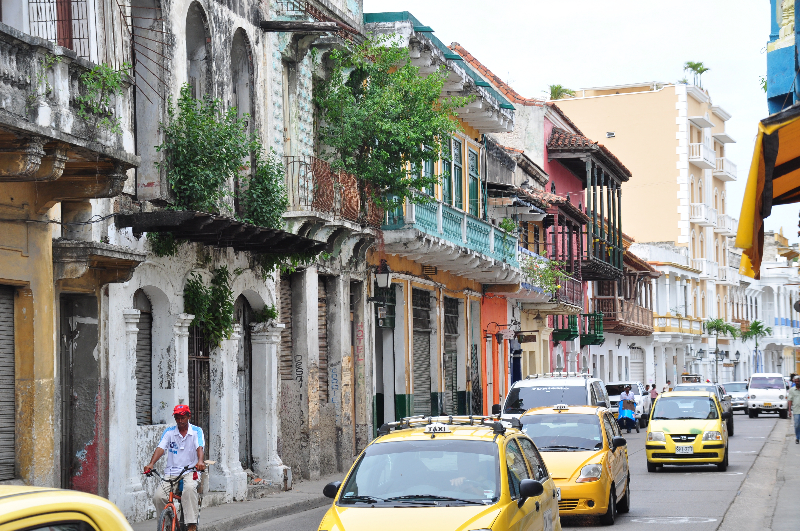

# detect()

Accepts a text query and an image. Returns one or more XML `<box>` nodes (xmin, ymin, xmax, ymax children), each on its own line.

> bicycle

<box><xmin>146</xmin><ymin>462</ymin><xmax>213</xmax><ymax>531</ymax></box>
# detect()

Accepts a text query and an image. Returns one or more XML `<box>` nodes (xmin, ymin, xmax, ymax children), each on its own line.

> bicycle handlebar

<box><xmin>144</xmin><ymin>465</ymin><xmax>196</xmax><ymax>483</ymax></box>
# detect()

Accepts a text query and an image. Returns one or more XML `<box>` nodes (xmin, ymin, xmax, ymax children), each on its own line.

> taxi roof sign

<box><xmin>424</xmin><ymin>423</ymin><xmax>452</xmax><ymax>434</ymax></box>
<box><xmin>553</xmin><ymin>404</ymin><xmax>569</xmax><ymax>411</ymax></box>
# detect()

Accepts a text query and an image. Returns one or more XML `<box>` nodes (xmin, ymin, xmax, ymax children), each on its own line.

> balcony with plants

<box><xmin>115</xmin><ymin>84</ymin><xmax>325</xmax><ymax>269</ymax></box>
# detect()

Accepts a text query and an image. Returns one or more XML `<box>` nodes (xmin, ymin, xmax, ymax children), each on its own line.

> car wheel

<box><xmin>638</xmin><ymin>417</ymin><xmax>646</xmax><ymax>429</ymax></box>
<box><xmin>779</xmin><ymin>410</ymin><xmax>788</xmax><ymax>419</ymax></box>
<box><xmin>617</xmin><ymin>476</ymin><xmax>631</xmax><ymax>514</ymax></box>
<box><xmin>717</xmin><ymin>448</ymin><xmax>729</xmax><ymax>472</ymax></box>
<box><xmin>599</xmin><ymin>486</ymin><xmax>617</xmax><ymax>525</ymax></box>
<box><xmin>729</xmin><ymin>419</ymin><xmax>734</xmax><ymax>436</ymax></box>
<box><xmin>752</xmin><ymin>410</ymin><xmax>759</xmax><ymax>418</ymax></box>
<box><xmin>744</xmin><ymin>407</ymin><xmax>749</xmax><ymax>415</ymax></box>
<box><xmin>647</xmin><ymin>460</ymin><xmax>658</xmax><ymax>473</ymax></box>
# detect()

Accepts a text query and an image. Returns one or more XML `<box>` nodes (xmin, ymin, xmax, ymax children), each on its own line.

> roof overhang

<box><xmin>689</xmin><ymin>115</ymin><xmax>715</xmax><ymax>129</ymax></box>
<box><xmin>713</xmin><ymin>132</ymin><xmax>736</xmax><ymax>144</ymax></box>
<box><xmin>711</xmin><ymin>105</ymin><xmax>732</xmax><ymax>121</ymax></box>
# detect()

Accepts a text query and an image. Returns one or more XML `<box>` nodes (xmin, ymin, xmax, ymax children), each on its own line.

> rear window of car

<box><xmin>673</xmin><ymin>384</ymin><xmax>715</xmax><ymax>393</ymax></box>
<box><xmin>504</xmin><ymin>385</ymin><xmax>587</xmax><ymax>414</ymax></box>
<box><xmin>606</xmin><ymin>384</ymin><xmax>639</xmax><ymax>396</ymax></box>
<box><xmin>725</xmin><ymin>383</ymin><xmax>747</xmax><ymax>392</ymax></box>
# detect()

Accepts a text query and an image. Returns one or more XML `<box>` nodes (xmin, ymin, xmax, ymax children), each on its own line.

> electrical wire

<box><xmin>0</xmin><ymin>213</ymin><xmax>119</xmax><ymax>226</ymax></box>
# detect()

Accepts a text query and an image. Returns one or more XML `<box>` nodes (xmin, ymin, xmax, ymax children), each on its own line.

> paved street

<box><xmin>241</xmin><ymin>413</ymin><xmax>781</xmax><ymax>531</ymax></box>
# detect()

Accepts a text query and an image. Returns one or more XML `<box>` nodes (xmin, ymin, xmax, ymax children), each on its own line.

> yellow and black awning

<box><xmin>737</xmin><ymin>104</ymin><xmax>800</xmax><ymax>278</ymax></box>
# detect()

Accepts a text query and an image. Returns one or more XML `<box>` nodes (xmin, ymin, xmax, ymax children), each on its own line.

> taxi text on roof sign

<box><xmin>423</xmin><ymin>423</ymin><xmax>452</xmax><ymax>434</ymax></box>
<box><xmin>553</xmin><ymin>404</ymin><xmax>569</xmax><ymax>411</ymax></box>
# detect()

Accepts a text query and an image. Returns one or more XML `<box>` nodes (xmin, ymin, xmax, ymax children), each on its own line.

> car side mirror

<box><xmin>492</xmin><ymin>404</ymin><xmax>502</xmax><ymax>415</ymax></box>
<box><xmin>721</xmin><ymin>411</ymin><xmax>731</xmax><ymax>420</ymax></box>
<box><xmin>518</xmin><ymin>479</ymin><xmax>544</xmax><ymax>507</ymax></box>
<box><xmin>612</xmin><ymin>436</ymin><xmax>627</xmax><ymax>450</ymax></box>
<box><xmin>323</xmin><ymin>481</ymin><xmax>341</xmax><ymax>499</ymax></box>
<box><xmin>724</xmin><ymin>395</ymin><xmax>732</xmax><ymax>401</ymax></box>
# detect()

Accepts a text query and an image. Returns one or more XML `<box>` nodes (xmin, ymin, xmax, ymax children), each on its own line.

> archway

<box><xmin>234</xmin><ymin>295</ymin><xmax>255</xmax><ymax>470</ymax></box>
<box><xmin>230</xmin><ymin>29</ymin><xmax>254</xmax><ymax>216</ymax></box>
<box><xmin>186</xmin><ymin>2</ymin><xmax>212</xmax><ymax>98</ymax></box>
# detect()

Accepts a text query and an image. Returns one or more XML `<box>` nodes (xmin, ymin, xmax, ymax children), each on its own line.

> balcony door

<box><xmin>412</xmin><ymin>289</ymin><xmax>432</xmax><ymax>416</ymax></box>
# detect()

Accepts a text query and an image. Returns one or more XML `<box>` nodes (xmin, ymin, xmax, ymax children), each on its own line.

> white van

<box><xmin>747</xmin><ymin>372</ymin><xmax>790</xmax><ymax>418</ymax></box>
<box><xmin>498</xmin><ymin>373</ymin><xmax>610</xmax><ymax>419</ymax></box>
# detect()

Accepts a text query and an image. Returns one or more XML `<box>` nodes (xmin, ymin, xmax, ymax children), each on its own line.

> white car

<box><xmin>747</xmin><ymin>373</ymin><xmax>790</xmax><ymax>418</ymax></box>
<box><xmin>724</xmin><ymin>381</ymin><xmax>748</xmax><ymax>412</ymax></box>
<box><xmin>498</xmin><ymin>373</ymin><xmax>610</xmax><ymax>418</ymax></box>
<box><xmin>606</xmin><ymin>381</ymin><xmax>651</xmax><ymax>429</ymax></box>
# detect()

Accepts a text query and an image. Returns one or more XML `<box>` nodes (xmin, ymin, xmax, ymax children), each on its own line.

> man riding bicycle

<box><xmin>144</xmin><ymin>405</ymin><xmax>206</xmax><ymax>531</ymax></box>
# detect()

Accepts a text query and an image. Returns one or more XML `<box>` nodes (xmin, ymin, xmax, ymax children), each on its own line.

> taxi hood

<box><xmin>539</xmin><ymin>449</ymin><xmax>605</xmax><ymax>480</ymax></box>
<box><xmin>322</xmin><ymin>503</ymin><xmax>501</xmax><ymax>531</ymax></box>
<box><xmin>649</xmin><ymin>418</ymin><xmax>721</xmax><ymax>435</ymax></box>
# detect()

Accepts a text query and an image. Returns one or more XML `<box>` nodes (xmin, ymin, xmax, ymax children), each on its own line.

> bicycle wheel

<box><xmin>158</xmin><ymin>506</ymin><xmax>175</xmax><ymax>531</ymax></box>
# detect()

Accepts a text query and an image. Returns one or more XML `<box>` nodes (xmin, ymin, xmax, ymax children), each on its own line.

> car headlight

<box><xmin>780</xmin><ymin>395</ymin><xmax>785</xmax><ymax>400</ymax></box>
<box><xmin>647</xmin><ymin>431</ymin><xmax>666</xmax><ymax>442</ymax></box>
<box><xmin>576</xmin><ymin>463</ymin><xmax>602</xmax><ymax>483</ymax></box>
<box><xmin>749</xmin><ymin>394</ymin><xmax>755</xmax><ymax>399</ymax></box>
<box><xmin>702</xmin><ymin>431</ymin><xmax>723</xmax><ymax>441</ymax></box>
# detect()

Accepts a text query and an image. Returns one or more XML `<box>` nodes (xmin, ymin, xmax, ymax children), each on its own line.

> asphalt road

<box><xmin>241</xmin><ymin>412</ymin><xmax>779</xmax><ymax>531</ymax></box>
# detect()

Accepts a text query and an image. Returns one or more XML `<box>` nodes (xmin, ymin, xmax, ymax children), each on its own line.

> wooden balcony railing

<box><xmin>284</xmin><ymin>156</ymin><xmax>382</xmax><ymax>227</ymax></box>
<box><xmin>593</xmin><ymin>297</ymin><xmax>654</xmax><ymax>335</ymax></box>
<box><xmin>732</xmin><ymin>318</ymin><xmax>750</xmax><ymax>333</ymax></box>
<box><xmin>554</xmin><ymin>273</ymin><xmax>583</xmax><ymax>308</ymax></box>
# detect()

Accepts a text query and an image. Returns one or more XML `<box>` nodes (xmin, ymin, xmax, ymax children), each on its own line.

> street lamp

<box><xmin>375</xmin><ymin>259</ymin><xmax>392</xmax><ymax>289</ymax></box>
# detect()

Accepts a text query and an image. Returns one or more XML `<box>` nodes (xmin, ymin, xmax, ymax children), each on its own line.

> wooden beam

<box><xmin>259</xmin><ymin>20</ymin><xmax>339</xmax><ymax>33</ymax></box>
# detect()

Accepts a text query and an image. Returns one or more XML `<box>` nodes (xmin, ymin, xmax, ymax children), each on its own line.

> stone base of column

<box><xmin>254</xmin><ymin>462</ymin><xmax>292</xmax><ymax>490</ymax></box>
<box><xmin>209</xmin><ymin>467</ymin><xmax>248</xmax><ymax>502</ymax></box>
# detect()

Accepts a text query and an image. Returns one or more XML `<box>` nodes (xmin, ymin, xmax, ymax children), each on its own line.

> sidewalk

<box><xmin>717</xmin><ymin>418</ymin><xmax>795</xmax><ymax>530</ymax></box>
<box><xmin>130</xmin><ymin>474</ymin><xmax>338</xmax><ymax>531</ymax></box>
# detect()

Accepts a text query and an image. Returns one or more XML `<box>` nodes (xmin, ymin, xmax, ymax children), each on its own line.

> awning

<box><xmin>736</xmin><ymin>103</ymin><xmax>800</xmax><ymax>278</ymax></box>
<box><xmin>115</xmin><ymin>211</ymin><xmax>327</xmax><ymax>255</ymax></box>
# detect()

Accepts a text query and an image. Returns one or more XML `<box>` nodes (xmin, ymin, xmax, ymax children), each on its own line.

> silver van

<box><xmin>497</xmin><ymin>373</ymin><xmax>610</xmax><ymax>419</ymax></box>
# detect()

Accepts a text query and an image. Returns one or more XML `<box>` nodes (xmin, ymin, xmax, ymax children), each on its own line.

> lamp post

<box><xmin>375</xmin><ymin>259</ymin><xmax>392</xmax><ymax>289</ymax></box>
<box><xmin>734</xmin><ymin>350</ymin><xmax>741</xmax><ymax>380</ymax></box>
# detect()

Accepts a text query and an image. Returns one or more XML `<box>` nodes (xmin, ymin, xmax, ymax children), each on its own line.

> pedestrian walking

<box><xmin>619</xmin><ymin>385</ymin><xmax>637</xmax><ymax>434</ymax></box>
<box><xmin>666</xmin><ymin>379</ymin><xmax>672</xmax><ymax>391</ymax></box>
<box><xmin>649</xmin><ymin>385</ymin><xmax>658</xmax><ymax>400</ymax></box>
<box><xmin>788</xmin><ymin>376</ymin><xmax>800</xmax><ymax>444</ymax></box>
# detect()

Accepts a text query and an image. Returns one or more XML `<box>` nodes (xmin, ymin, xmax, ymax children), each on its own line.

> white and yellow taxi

<box><xmin>646</xmin><ymin>391</ymin><xmax>730</xmax><ymax>472</ymax></box>
<box><xmin>519</xmin><ymin>405</ymin><xmax>630</xmax><ymax>526</ymax></box>
<box><xmin>318</xmin><ymin>416</ymin><xmax>562</xmax><ymax>531</ymax></box>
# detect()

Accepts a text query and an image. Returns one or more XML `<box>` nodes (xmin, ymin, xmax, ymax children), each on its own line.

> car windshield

<box><xmin>674</xmin><ymin>385</ymin><xmax>715</xmax><ymax>393</ymax></box>
<box><xmin>339</xmin><ymin>439</ymin><xmax>500</xmax><ymax>505</ymax></box>
<box><xmin>652</xmin><ymin>397</ymin><xmax>719</xmax><ymax>420</ymax></box>
<box><xmin>725</xmin><ymin>383</ymin><xmax>747</xmax><ymax>393</ymax></box>
<box><xmin>504</xmin><ymin>385</ymin><xmax>587</xmax><ymax>414</ymax></box>
<box><xmin>606</xmin><ymin>385</ymin><xmax>638</xmax><ymax>396</ymax></box>
<box><xmin>749</xmin><ymin>377</ymin><xmax>786</xmax><ymax>389</ymax></box>
<box><xmin>521</xmin><ymin>414</ymin><xmax>604</xmax><ymax>451</ymax></box>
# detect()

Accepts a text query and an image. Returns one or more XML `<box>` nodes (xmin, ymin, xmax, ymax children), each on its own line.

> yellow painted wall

<box><xmin>556</xmin><ymin>87</ymin><xmax>682</xmax><ymax>243</ymax></box>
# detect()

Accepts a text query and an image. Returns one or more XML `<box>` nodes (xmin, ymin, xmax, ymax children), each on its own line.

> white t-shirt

<box><xmin>157</xmin><ymin>423</ymin><xmax>205</xmax><ymax>476</ymax></box>
<box><xmin>620</xmin><ymin>390</ymin><xmax>635</xmax><ymax>402</ymax></box>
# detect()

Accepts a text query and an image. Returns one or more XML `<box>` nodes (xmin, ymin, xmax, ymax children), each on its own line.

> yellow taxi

<box><xmin>318</xmin><ymin>415</ymin><xmax>561</xmax><ymax>531</ymax></box>
<box><xmin>0</xmin><ymin>485</ymin><xmax>133</xmax><ymax>530</ymax></box>
<box><xmin>645</xmin><ymin>391</ymin><xmax>730</xmax><ymax>472</ymax></box>
<box><xmin>518</xmin><ymin>405</ymin><xmax>630</xmax><ymax>526</ymax></box>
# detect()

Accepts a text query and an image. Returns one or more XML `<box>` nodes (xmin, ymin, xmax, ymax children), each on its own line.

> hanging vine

<box><xmin>183</xmin><ymin>266</ymin><xmax>236</xmax><ymax>347</ymax></box>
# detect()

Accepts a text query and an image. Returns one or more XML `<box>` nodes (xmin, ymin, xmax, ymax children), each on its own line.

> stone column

<box><xmin>209</xmin><ymin>325</ymin><xmax>247</xmax><ymax>501</ymax></box>
<box><xmin>116</xmin><ymin>309</ymin><xmax>148</xmax><ymax>520</ymax></box>
<box><xmin>251</xmin><ymin>321</ymin><xmax>291</xmax><ymax>489</ymax></box>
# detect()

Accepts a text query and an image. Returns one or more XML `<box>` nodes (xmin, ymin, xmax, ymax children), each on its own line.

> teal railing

<box><xmin>381</xmin><ymin>197</ymin><xmax>519</xmax><ymax>268</ymax></box>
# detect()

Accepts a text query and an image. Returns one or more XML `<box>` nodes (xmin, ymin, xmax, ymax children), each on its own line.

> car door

<box><xmin>602</xmin><ymin>413</ymin><xmax>625</xmax><ymax>497</ymax></box>
<box><xmin>717</xmin><ymin>385</ymin><xmax>732</xmax><ymax>415</ymax></box>
<box><xmin>505</xmin><ymin>438</ymin><xmax>544</xmax><ymax>531</ymax></box>
<box><xmin>517</xmin><ymin>436</ymin><xmax>558</xmax><ymax>531</ymax></box>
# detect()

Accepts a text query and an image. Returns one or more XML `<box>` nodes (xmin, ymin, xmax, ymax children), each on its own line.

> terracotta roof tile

<box><xmin>522</xmin><ymin>189</ymin><xmax>589</xmax><ymax>223</ymax></box>
<box><xmin>547</xmin><ymin>128</ymin><xmax>632</xmax><ymax>180</ymax></box>
<box><xmin>450</xmin><ymin>42</ymin><xmax>545</xmax><ymax>107</ymax></box>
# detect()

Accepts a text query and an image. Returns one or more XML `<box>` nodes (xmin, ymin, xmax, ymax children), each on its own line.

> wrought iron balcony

<box><xmin>382</xmin><ymin>196</ymin><xmax>521</xmax><ymax>284</ymax></box>
<box><xmin>283</xmin><ymin>156</ymin><xmax>383</xmax><ymax>228</ymax></box>
<box><xmin>580</xmin><ymin>312</ymin><xmax>605</xmax><ymax>347</ymax></box>
<box><xmin>689</xmin><ymin>143</ymin><xmax>716</xmax><ymax>169</ymax></box>
<box><xmin>689</xmin><ymin>203</ymin><xmax>718</xmax><ymax>227</ymax></box>
<box><xmin>715</xmin><ymin>214</ymin><xmax>738</xmax><ymax>236</ymax></box>
<box><xmin>713</xmin><ymin>157</ymin><xmax>737</xmax><ymax>182</ymax></box>
<box><xmin>592</xmin><ymin>297</ymin><xmax>653</xmax><ymax>336</ymax></box>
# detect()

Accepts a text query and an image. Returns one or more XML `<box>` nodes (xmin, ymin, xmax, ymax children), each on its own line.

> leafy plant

<box><xmin>742</xmin><ymin>320</ymin><xmax>773</xmax><ymax>372</ymax></box>
<box><xmin>183</xmin><ymin>266</ymin><xmax>236</xmax><ymax>347</ymax></box>
<box><xmin>548</xmin><ymin>84</ymin><xmax>575</xmax><ymax>100</ymax></box>
<box><xmin>76</xmin><ymin>62</ymin><xmax>131</xmax><ymax>134</ymax></box>
<box><xmin>29</xmin><ymin>54</ymin><xmax>61</xmax><ymax>107</ymax></box>
<box><xmin>498</xmin><ymin>218</ymin><xmax>517</xmax><ymax>234</ymax></box>
<box><xmin>254</xmin><ymin>305</ymin><xmax>279</xmax><ymax>323</ymax></box>
<box><xmin>705</xmin><ymin>318</ymin><xmax>739</xmax><ymax>381</ymax></box>
<box><xmin>314</xmin><ymin>34</ymin><xmax>472</xmax><ymax>207</ymax></box>
<box><xmin>239</xmin><ymin>149</ymin><xmax>289</xmax><ymax>229</ymax></box>
<box><xmin>760</xmin><ymin>75</ymin><xmax>767</xmax><ymax>93</ymax></box>
<box><xmin>158</xmin><ymin>84</ymin><xmax>257</xmax><ymax>213</ymax></box>
<box><xmin>146</xmin><ymin>232</ymin><xmax>186</xmax><ymax>257</ymax></box>
<box><xmin>683</xmin><ymin>61</ymin><xmax>710</xmax><ymax>87</ymax></box>
<box><xmin>254</xmin><ymin>250</ymin><xmax>331</xmax><ymax>278</ymax></box>
<box><xmin>521</xmin><ymin>257</ymin><xmax>572</xmax><ymax>295</ymax></box>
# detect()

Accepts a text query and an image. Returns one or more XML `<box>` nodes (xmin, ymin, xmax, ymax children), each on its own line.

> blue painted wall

<box><xmin>767</xmin><ymin>0</ymin><xmax>800</xmax><ymax>113</ymax></box>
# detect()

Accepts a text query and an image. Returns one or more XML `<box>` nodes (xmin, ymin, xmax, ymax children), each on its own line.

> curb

<box><xmin>198</xmin><ymin>495</ymin><xmax>330</xmax><ymax>531</ymax></box>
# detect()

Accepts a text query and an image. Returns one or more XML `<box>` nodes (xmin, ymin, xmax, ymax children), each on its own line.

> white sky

<box><xmin>363</xmin><ymin>0</ymin><xmax>799</xmax><ymax>243</ymax></box>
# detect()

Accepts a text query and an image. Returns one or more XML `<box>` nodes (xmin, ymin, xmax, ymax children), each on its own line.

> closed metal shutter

<box><xmin>443</xmin><ymin>297</ymin><xmax>459</xmax><ymax>414</ymax></box>
<box><xmin>412</xmin><ymin>289</ymin><xmax>431</xmax><ymax>416</ymax></box>
<box><xmin>318</xmin><ymin>278</ymin><xmax>328</xmax><ymax>401</ymax></box>
<box><xmin>0</xmin><ymin>287</ymin><xmax>14</xmax><ymax>480</ymax></box>
<box><xmin>135</xmin><ymin>312</ymin><xmax>152</xmax><ymax>425</ymax></box>
<box><xmin>279</xmin><ymin>277</ymin><xmax>293</xmax><ymax>380</ymax></box>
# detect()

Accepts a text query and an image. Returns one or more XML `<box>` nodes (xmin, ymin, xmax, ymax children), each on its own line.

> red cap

<box><xmin>173</xmin><ymin>405</ymin><xmax>191</xmax><ymax>416</ymax></box>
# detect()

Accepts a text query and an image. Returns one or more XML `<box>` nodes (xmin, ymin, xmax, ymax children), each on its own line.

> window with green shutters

<box><xmin>442</xmin><ymin>144</ymin><xmax>452</xmax><ymax>206</ymax></box>
<box><xmin>453</xmin><ymin>139</ymin><xmax>463</xmax><ymax>210</ymax></box>
<box><xmin>420</xmin><ymin>147</ymin><xmax>435</xmax><ymax>196</ymax></box>
<box><xmin>468</xmin><ymin>148</ymin><xmax>480</xmax><ymax>217</ymax></box>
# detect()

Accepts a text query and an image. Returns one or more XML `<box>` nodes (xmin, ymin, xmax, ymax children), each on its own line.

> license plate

<box><xmin>675</xmin><ymin>445</ymin><xmax>694</xmax><ymax>455</ymax></box>
<box><xmin>764</xmin><ymin>403</ymin><xmax>772</xmax><ymax>407</ymax></box>
<box><xmin>556</xmin><ymin>488</ymin><xmax>561</xmax><ymax>501</ymax></box>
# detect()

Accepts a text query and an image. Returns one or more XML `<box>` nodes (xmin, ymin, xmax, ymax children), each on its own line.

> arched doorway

<box><xmin>134</xmin><ymin>289</ymin><xmax>153</xmax><ymax>425</ymax></box>
<box><xmin>186</xmin><ymin>2</ymin><xmax>212</xmax><ymax>98</ymax></box>
<box><xmin>235</xmin><ymin>295</ymin><xmax>254</xmax><ymax>470</ymax></box>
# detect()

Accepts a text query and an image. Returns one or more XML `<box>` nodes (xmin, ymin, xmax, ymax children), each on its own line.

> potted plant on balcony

<box><xmin>521</xmin><ymin>256</ymin><xmax>571</xmax><ymax>297</ymax></box>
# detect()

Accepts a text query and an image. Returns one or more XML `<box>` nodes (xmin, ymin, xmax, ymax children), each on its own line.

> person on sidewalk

<box><xmin>144</xmin><ymin>405</ymin><xmax>206</xmax><ymax>531</ymax></box>
<box><xmin>649</xmin><ymin>385</ymin><xmax>658</xmax><ymax>400</ymax></box>
<box><xmin>788</xmin><ymin>376</ymin><xmax>800</xmax><ymax>444</ymax></box>
<box><xmin>619</xmin><ymin>385</ymin><xmax>637</xmax><ymax>434</ymax></box>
